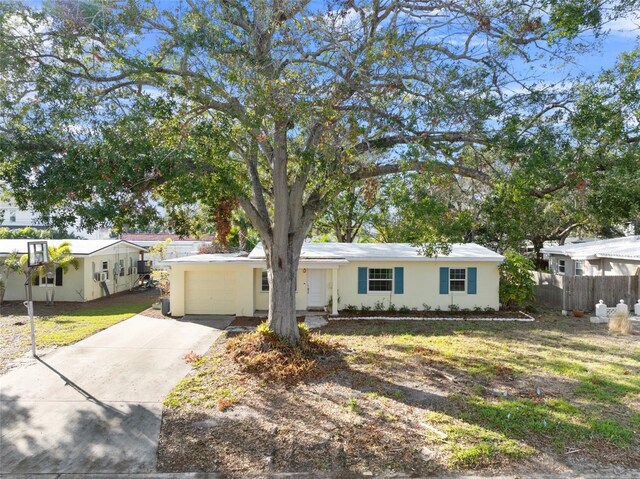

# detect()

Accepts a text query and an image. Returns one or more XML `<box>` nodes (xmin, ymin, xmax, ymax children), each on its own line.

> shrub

<box><xmin>449</xmin><ymin>304</ymin><xmax>460</xmax><ymax>312</ymax></box>
<box><xmin>399</xmin><ymin>305</ymin><xmax>410</xmax><ymax>313</ymax></box>
<box><xmin>473</xmin><ymin>306</ymin><xmax>483</xmax><ymax>312</ymax></box>
<box><xmin>609</xmin><ymin>311</ymin><xmax>632</xmax><ymax>335</ymax></box>
<box><xmin>344</xmin><ymin>304</ymin><xmax>358</xmax><ymax>312</ymax></box>
<box><xmin>387</xmin><ymin>302</ymin><xmax>397</xmax><ymax>312</ymax></box>
<box><xmin>373</xmin><ymin>299</ymin><xmax>385</xmax><ymax>311</ymax></box>
<box><xmin>499</xmin><ymin>250</ymin><xmax>535</xmax><ymax>310</ymax></box>
<box><xmin>422</xmin><ymin>303</ymin><xmax>432</xmax><ymax>311</ymax></box>
<box><xmin>484</xmin><ymin>306</ymin><xmax>496</xmax><ymax>313</ymax></box>
<box><xmin>360</xmin><ymin>304</ymin><xmax>371</xmax><ymax>312</ymax></box>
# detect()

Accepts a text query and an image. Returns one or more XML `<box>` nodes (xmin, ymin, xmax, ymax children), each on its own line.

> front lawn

<box><xmin>0</xmin><ymin>289</ymin><xmax>157</xmax><ymax>373</ymax></box>
<box><xmin>35</xmin><ymin>300</ymin><xmax>156</xmax><ymax>346</ymax></box>
<box><xmin>158</xmin><ymin>313</ymin><xmax>639</xmax><ymax>477</ymax></box>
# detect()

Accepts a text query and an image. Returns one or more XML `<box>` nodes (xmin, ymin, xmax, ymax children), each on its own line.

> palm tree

<box><xmin>43</xmin><ymin>242</ymin><xmax>79</xmax><ymax>305</ymax></box>
<box><xmin>20</xmin><ymin>242</ymin><xmax>79</xmax><ymax>305</ymax></box>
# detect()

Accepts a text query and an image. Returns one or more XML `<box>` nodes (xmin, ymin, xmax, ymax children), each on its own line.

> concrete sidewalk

<box><xmin>0</xmin><ymin>315</ymin><xmax>232</xmax><ymax>475</ymax></box>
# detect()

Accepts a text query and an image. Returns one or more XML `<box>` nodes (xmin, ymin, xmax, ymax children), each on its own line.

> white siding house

<box><xmin>542</xmin><ymin>236</ymin><xmax>640</xmax><ymax>277</ymax></box>
<box><xmin>0</xmin><ymin>240</ymin><xmax>147</xmax><ymax>302</ymax></box>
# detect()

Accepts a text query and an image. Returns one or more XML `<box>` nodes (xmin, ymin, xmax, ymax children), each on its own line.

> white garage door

<box><xmin>185</xmin><ymin>270</ymin><xmax>236</xmax><ymax>315</ymax></box>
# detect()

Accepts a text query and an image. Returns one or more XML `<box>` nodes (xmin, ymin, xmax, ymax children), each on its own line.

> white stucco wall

<box><xmin>170</xmin><ymin>263</ymin><xmax>254</xmax><ymax>317</ymax></box>
<box><xmin>171</xmin><ymin>259</ymin><xmax>500</xmax><ymax>316</ymax></box>
<box><xmin>253</xmin><ymin>267</ymin><xmax>333</xmax><ymax>311</ymax></box>
<box><xmin>337</xmin><ymin>260</ymin><xmax>500</xmax><ymax>311</ymax></box>
<box><xmin>602</xmin><ymin>258</ymin><xmax>640</xmax><ymax>276</ymax></box>
<box><xmin>1</xmin><ymin>257</ymin><xmax>86</xmax><ymax>302</ymax></box>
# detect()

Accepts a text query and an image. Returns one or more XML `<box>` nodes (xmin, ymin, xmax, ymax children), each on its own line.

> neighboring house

<box><xmin>121</xmin><ymin>233</ymin><xmax>219</xmax><ymax>266</ymax></box>
<box><xmin>0</xmin><ymin>198</ymin><xmax>46</xmax><ymax>230</ymax></box>
<box><xmin>0</xmin><ymin>240</ymin><xmax>147</xmax><ymax>302</ymax></box>
<box><xmin>0</xmin><ymin>197</ymin><xmax>112</xmax><ymax>239</ymax></box>
<box><xmin>542</xmin><ymin>236</ymin><xmax>640</xmax><ymax>277</ymax></box>
<box><xmin>167</xmin><ymin>242</ymin><xmax>504</xmax><ymax>317</ymax></box>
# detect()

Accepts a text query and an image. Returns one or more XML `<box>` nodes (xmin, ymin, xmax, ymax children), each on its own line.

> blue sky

<box><xmin>18</xmin><ymin>0</ymin><xmax>640</xmax><ymax>82</ymax></box>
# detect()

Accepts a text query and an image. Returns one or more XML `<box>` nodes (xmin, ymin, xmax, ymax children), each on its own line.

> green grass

<box><xmin>36</xmin><ymin>298</ymin><xmax>155</xmax><ymax>347</ymax></box>
<box><xmin>425</xmin><ymin>410</ymin><xmax>533</xmax><ymax>468</ymax></box>
<box><xmin>327</xmin><ymin>316</ymin><xmax>640</xmax><ymax>467</ymax></box>
<box><xmin>164</xmin><ymin>354</ymin><xmax>245</xmax><ymax>410</ymax></box>
<box><xmin>346</xmin><ymin>397</ymin><xmax>361</xmax><ymax>414</ymax></box>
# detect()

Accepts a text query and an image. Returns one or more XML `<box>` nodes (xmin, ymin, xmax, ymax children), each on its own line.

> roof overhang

<box><xmin>0</xmin><ymin>239</ymin><xmax>146</xmax><ymax>256</ymax></box>
<box><xmin>165</xmin><ymin>254</ymin><xmax>349</xmax><ymax>268</ymax></box>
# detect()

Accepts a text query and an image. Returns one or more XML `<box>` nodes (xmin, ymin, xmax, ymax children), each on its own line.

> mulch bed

<box><xmin>337</xmin><ymin>309</ymin><xmax>529</xmax><ymax>318</ymax></box>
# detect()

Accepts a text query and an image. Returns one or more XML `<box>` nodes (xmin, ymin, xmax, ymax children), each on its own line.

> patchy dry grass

<box><xmin>0</xmin><ymin>290</ymin><xmax>156</xmax><ymax>373</ymax></box>
<box><xmin>158</xmin><ymin>313</ymin><xmax>640</xmax><ymax>477</ymax></box>
<box><xmin>164</xmin><ymin>353</ymin><xmax>246</xmax><ymax>411</ymax></box>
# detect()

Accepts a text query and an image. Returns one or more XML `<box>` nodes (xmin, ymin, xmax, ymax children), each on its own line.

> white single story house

<box><xmin>541</xmin><ymin>236</ymin><xmax>640</xmax><ymax>277</ymax></box>
<box><xmin>0</xmin><ymin>239</ymin><xmax>147</xmax><ymax>302</ymax></box>
<box><xmin>167</xmin><ymin>242</ymin><xmax>504</xmax><ymax>316</ymax></box>
<box><xmin>121</xmin><ymin>233</ymin><xmax>219</xmax><ymax>267</ymax></box>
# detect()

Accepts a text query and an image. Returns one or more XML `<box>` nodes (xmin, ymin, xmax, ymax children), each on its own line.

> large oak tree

<box><xmin>0</xmin><ymin>0</ymin><xmax>630</xmax><ymax>343</ymax></box>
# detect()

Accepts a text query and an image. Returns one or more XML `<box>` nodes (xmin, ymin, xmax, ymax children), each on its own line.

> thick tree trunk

<box><xmin>260</xmin><ymin>122</ymin><xmax>309</xmax><ymax>345</ymax></box>
<box><xmin>265</xmin><ymin>239</ymin><xmax>301</xmax><ymax>344</ymax></box>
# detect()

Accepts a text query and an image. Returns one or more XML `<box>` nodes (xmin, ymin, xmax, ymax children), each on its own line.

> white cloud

<box><xmin>605</xmin><ymin>14</ymin><xmax>640</xmax><ymax>38</ymax></box>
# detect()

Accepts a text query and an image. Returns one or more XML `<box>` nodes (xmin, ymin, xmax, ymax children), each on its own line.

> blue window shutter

<box><xmin>468</xmin><ymin>267</ymin><xmax>477</xmax><ymax>294</ymax></box>
<box><xmin>394</xmin><ymin>267</ymin><xmax>404</xmax><ymax>294</ymax></box>
<box><xmin>358</xmin><ymin>267</ymin><xmax>367</xmax><ymax>294</ymax></box>
<box><xmin>439</xmin><ymin>267</ymin><xmax>449</xmax><ymax>294</ymax></box>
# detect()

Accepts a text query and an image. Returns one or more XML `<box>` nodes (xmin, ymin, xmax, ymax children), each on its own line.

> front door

<box><xmin>307</xmin><ymin>270</ymin><xmax>326</xmax><ymax>309</ymax></box>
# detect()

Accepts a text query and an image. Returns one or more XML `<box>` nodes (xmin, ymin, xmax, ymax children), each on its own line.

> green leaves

<box><xmin>499</xmin><ymin>250</ymin><xmax>536</xmax><ymax>309</ymax></box>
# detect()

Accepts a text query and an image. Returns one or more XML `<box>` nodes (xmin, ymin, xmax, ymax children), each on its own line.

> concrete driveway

<box><xmin>0</xmin><ymin>314</ymin><xmax>232</xmax><ymax>475</ymax></box>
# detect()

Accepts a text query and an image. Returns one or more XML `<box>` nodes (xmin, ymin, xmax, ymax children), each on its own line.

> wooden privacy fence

<box><xmin>531</xmin><ymin>272</ymin><xmax>639</xmax><ymax>312</ymax></box>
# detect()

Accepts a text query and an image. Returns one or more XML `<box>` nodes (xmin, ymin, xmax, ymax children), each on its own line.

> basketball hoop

<box><xmin>27</xmin><ymin>241</ymin><xmax>49</xmax><ymax>267</ymax></box>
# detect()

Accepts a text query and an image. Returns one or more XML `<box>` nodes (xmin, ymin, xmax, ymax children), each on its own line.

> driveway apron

<box><xmin>0</xmin><ymin>314</ymin><xmax>231</xmax><ymax>474</ymax></box>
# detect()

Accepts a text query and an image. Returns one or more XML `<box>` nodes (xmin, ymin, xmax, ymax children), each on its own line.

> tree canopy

<box><xmin>0</xmin><ymin>0</ymin><xmax>638</xmax><ymax>341</ymax></box>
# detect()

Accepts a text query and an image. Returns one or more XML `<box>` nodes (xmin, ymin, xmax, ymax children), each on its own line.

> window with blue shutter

<box><xmin>467</xmin><ymin>267</ymin><xmax>477</xmax><ymax>294</ymax></box>
<box><xmin>394</xmin><ymin>267</ymin><xmax>404</xmax><ymax>294</ymax></box>
<box><xmin>439</xmin><ymin>267</ymin><xmax>449</xmax><ymax>294</ymax></box>
<box><xmin>358</xmin><ymin>267</ymin><xmax>367</xmax><ymax>294</ymax></box>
